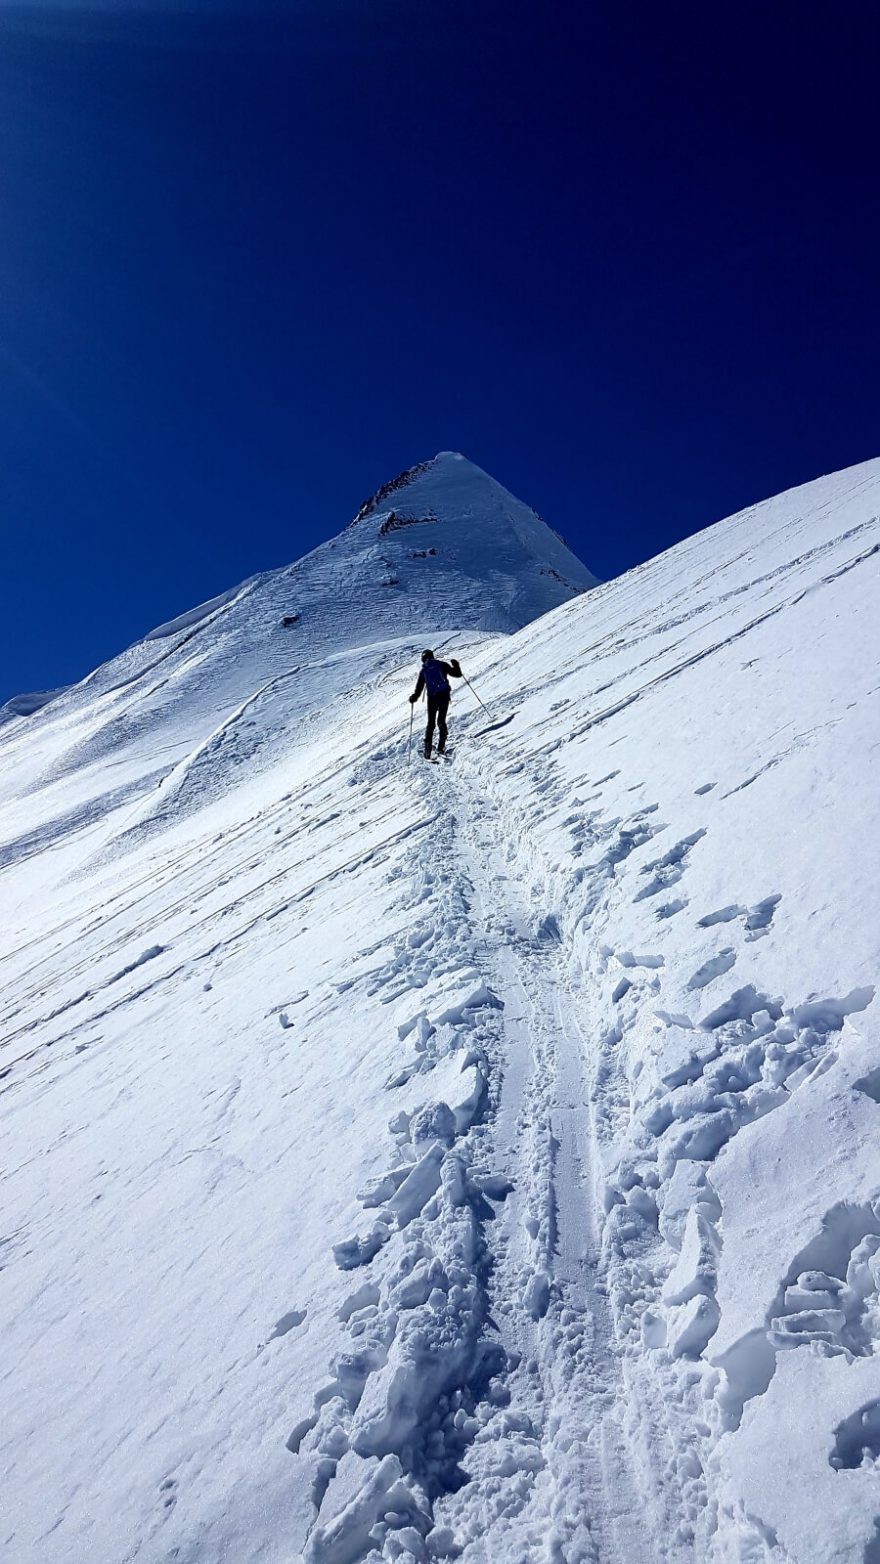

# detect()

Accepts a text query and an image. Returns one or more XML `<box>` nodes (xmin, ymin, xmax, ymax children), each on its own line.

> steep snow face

<box><xmin>0</xmin><ymin>452</ymin><xmax>594</xmax><ymax>852</ymax></box>
<box><xmin>346</xmin><ymin>452</ymin><xmax>595</xmax><ymax>626</ymax></box>
<box><xmin>1</xmin><ymin>455</ymin><xmax>879</xmax><ymax>1564</ymax></box>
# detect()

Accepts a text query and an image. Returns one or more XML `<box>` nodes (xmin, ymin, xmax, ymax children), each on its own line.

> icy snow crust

<box><xmin>1</xmin><ymin>454</ymin><xmax>878</xmax><ymax>1563</ymax></box>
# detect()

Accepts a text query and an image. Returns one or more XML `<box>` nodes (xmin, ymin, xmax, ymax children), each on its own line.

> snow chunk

<box><xmin>303</xmin><ymin>1452</ymin><xmax>419</xmax><ymax>1564</ymax></box>
<box><xmin>662</xmin><ymin>1208</ymin><xmax>720</xmax><ymax>1307</ymax></box>
<box><xmin>667</xmin><ymin>1293</ymin><xmax>720</xmax><ymax>1359</ymax></box>
<box><xmin>388</xmin><ymin>1144</ymin><xmax>445</xmax><ymax>1228</ymax></box>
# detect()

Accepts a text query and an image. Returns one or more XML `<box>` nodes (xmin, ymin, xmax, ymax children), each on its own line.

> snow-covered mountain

<box><xmin>0</xmin><ymin>452</ymin><xmax>594</xmax><ymax>861</ymax></box>
<box><xmin>1</xmin><ymin>453</ymin><xmax>878</xmax><ymax>1564</ymax></box>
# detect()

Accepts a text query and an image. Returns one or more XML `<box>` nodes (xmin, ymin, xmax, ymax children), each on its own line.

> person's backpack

<box><xmin>422</xmin><ymin>658</ymin><xmax>449</xmax><ymax>695</ymax></box>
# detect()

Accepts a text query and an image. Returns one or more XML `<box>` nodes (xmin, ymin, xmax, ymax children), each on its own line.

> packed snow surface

<box><xmin>1</xmin><ymin>452</ymin><xmax>878</xmax><ymax>1564</ymax></box>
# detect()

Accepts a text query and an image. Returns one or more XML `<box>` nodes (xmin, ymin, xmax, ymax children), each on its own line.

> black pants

<box><xmin>425</xmin><ymin>691</ymin><xmax>450</xmax><ymax>755</ymax></box>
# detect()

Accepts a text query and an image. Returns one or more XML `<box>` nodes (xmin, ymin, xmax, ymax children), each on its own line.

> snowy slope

<box><xmin>0</xmin><ymin>453</ymin><xmax>593</xmax><ymax>875</ymax></box>
<box><xmin>1</xmin><ymin>455</ymin><xmax>878</xmax><ymax>1564</ymax></box>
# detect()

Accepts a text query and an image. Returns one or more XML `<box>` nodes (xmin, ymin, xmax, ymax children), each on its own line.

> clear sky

<box><xmin>2</xmin><ymin>0</ymin><xmax>879</xmax><ymax>701</ymax></box>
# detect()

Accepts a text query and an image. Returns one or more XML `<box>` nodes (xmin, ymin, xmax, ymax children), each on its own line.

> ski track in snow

<box><xmin>1</xmin><ymin>454</ymin><xmax>879</xmax><ymax>1563</ymax></box>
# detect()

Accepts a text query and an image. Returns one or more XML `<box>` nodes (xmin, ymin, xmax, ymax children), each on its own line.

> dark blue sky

<box><xmin>2</xmin><ymin>1</ymin><xmax>879</xmax><ymax>700</ymax></box>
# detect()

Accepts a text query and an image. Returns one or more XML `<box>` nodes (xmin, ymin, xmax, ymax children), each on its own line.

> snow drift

<box><xmin>0</xmin><ymin>452</ymin><xmax>878</xmax><ymax>1564</ymax></box>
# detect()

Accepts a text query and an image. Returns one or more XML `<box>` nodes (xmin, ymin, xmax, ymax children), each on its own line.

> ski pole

<box><xmin>407</xmin><ymin>703</ymin><xmax>414</xmax><ymax>764</ymax></box>
<box><xmin>461</xmin><ymin>672</ymin><xmax>491</xmax><ymax>717</ymax></box>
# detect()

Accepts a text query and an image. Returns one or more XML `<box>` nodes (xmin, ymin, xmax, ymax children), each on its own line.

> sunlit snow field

<box><xmin>1</xmin><ymin>455</ymin><xmax>878</xmax><ymax>1563</ymax></box>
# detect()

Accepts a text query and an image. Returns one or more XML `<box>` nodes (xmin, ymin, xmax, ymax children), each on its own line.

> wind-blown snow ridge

<box><xmin>0</xmin><ymin>683</ymin><xmax>70</xmax><ymax>726</ymax></box>
<box><xmin>0</xmin><ymin>454</ymin><xmax>878</xmax><ymax>1563</ymax></box>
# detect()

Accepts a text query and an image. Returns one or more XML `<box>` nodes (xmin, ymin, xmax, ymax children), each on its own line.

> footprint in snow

<box><xmin>269</xmin><ymin>1307</ymin><xmax>307</xmax><ymax>1340</ymax></box>
<box><xmin>697</xmin><ymin>893</ymin><xmax>781</xmax><ymax>939</ymax></box>
<box><xmin>634</xmin><ymin>830</ymin><xmax>706</xmax><ymax>900</ymax></box>
<box><xmin>687</xmin><ymin>949</ymin><xmax>737</xmax><ymax>990</ymax></box>
<box><xmin>698</xmin><ymin>904</ymin><xmax>746</xmax><ymax>928</ymax></box>
<box><xmin>744</xmin><ymin>893</ymin><xmax>782</xmax><ymax>939</ymax></box>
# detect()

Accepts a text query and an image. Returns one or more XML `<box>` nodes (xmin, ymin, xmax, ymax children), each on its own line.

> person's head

<box><xmin>421</xmin><ymin>649</ymin><xmax>434</xmax><ymax>663</ymax></box>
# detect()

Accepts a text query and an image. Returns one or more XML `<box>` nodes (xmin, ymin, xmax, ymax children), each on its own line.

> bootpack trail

<box><xmin>289</xmin><ymin>734</ymin><xmax>664</xmax><ymax>1564</ymax></box>
<box><xmin>439</xmin><ymin>754</ymin><xmax>661</xmax><ymax>1561</ymax></box>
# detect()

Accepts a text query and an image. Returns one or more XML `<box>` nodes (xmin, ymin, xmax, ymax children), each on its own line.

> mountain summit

<box><xmin>343</xmin><ymin>451</ymin><xmax>597</xmax><ymax>630</ymax></box>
